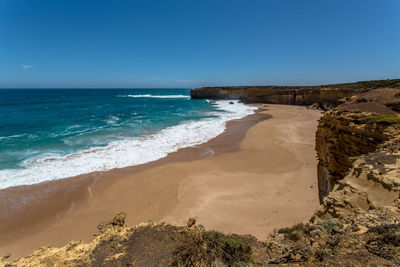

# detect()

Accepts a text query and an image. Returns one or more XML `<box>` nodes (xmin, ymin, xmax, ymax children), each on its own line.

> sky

<box><xmin>0</xmin><ymin>0</ymin><xmax>399</xmax><ymax>88</ymax></box>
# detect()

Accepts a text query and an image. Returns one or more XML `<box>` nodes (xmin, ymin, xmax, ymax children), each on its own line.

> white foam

<box><xmin>1</xmin><ymin>134</ymin><xmax>24</xmax><ymax>139</ymax></box>
<box><xmin>0</xmin><ymin>133</ymin><xmax>37</xmax><ymax>142</ymax></box>
<box><xmin>0</xmin><ymin>100</ymin><xmax>256</xmax><ymax>189</ymax></box>
<box><xmin>105</xmin><ymin>115</ymin><xmax>120</xmax><ymax>125</ymax></box>
<box><xmin>120</xmin><ymin>94</ymin><xmax>190</xmax><ymax>99</ymax></box>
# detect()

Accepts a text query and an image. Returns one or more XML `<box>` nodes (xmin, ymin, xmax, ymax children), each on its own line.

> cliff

<box><xmin>2</xmin><ymin>84</ymin><xmax>400</xmax><ymax>266</ymax></box>
<box><xmin>190</xmin><ymin>79</ymin><xmax>400</xmax><ymax>110</ymax></box>
<box><xmin>315</xmin><ymin>88</ymin><xmax>400</xmax><ymax>201</ymax></box>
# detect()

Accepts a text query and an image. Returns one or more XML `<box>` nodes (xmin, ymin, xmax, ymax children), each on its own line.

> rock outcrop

<box><xmin>315</xmin><ymin>110</ymin><xmax>395</xmax><ymax>201</ymax></box>
<box><xmin>315</xmin><ymin>88</ymin><xmax>400</xmax><ymax>201</ymax></box>
<box><xmin>314</xmin><ymin>136</ymin><xmax>400</xmax><ymax>222</ymax></box>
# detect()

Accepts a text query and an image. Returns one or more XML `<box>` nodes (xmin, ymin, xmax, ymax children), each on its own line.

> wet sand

<box><xmin>0</xmin><ymin>104</ymin><xmax>321</xmax><ymax>259</ymax></box>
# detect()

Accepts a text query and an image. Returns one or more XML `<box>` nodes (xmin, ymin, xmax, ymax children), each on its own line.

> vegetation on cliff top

<box><xmin>361</xmin><ymin>114</ymin><xmax>400</xmax><ymax>126</ymax></box>
<box><xmin>194</xmin><ymin>78</ymin><xmax>400</xmax><ymax>90</ymax></box>
<box><xmin>172</xmin><ymin>228</ymin><xmax>254</xmax><ymax>266</ymax></box>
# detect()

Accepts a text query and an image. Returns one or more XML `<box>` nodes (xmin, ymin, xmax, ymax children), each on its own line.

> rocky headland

<box><xmin>191</xmin><ymin>79</ymin><xmax>400</xmax><ymax>110</ymax></box>
<box><xmin>2</xmin><ymin>79</ymin><xmax>400</xmax><ymax>266</ymax></box>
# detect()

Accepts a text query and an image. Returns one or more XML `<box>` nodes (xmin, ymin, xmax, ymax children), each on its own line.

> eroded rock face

<box><xmin>191</xmin><ymin>87</ymin><xmax>360</xmax><ymax>109</ymax></box>
<box><xmin>314</xmin><ymin>136</ymin><xmax>400</xmax><ymax>222</ymax></box>
<box><xmin>315</xmin><ymin>110</ymin><xmax>396</xmax><ymax>201</ymax></box>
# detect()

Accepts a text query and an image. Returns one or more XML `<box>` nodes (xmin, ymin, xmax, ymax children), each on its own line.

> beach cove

<box><xmin>0</xmin><ymin>104</ymin><xmax>321</xmax><ymax>259</ymax></box>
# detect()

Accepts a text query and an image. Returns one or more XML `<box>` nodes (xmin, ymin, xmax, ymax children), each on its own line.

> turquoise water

<box><xmin>0</xmin><ymin>89</ymin><xmax>256</xmax><ymax>189</ymax></box>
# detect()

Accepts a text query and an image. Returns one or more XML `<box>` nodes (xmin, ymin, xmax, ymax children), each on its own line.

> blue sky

<box><xmin>0</xmin><ymin>0</ymin><xmax>399</xmax><ymax>88</ymax></box>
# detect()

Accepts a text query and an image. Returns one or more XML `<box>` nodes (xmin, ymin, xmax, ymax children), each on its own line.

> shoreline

<box><xmin>0</xmin><ymin>104</ymin><xmax>321</xmax><ymax>259</ymax></box>
<box><xmin>0</xmin><ymin>107</ymin><xmax>267</xmax><ymax>258</ymax></box>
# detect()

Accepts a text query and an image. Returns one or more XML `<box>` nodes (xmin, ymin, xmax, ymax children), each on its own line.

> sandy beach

<box><xmin>0</xmin><ymin>104</ymin><xmax>321</xmax><ymax>259</ymax></box>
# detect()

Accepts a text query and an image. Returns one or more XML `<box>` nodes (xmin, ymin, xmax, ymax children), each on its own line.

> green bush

<box><xmin>172</xmin><ymin>229</ymin><xmax>253</xmax><ymax>266</ymax></box>
<box><xmin>361</xmin><ymin>114</ymin><xmax>400</xmax><ymax>126</ymax></box>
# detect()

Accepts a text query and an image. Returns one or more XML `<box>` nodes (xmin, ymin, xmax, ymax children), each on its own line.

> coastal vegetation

<box><xmin>172</xmin><ymin>227</ymin><xmax>253</xmax><ymax>266</ymax></box>
<box><xmin>361</xmin><ymin>114</ymin><xmax>400</xmax><ymax>126</ymax></box>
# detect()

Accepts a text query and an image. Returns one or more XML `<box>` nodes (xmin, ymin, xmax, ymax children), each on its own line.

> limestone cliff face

<box><xmin>315</xmin><ymin>110</ymin><xmax>395</xmax><ymax>201</ymax></box>
<box><xmin>191</xmin><ymin>87</ymin><xmax>359</xmax><ymax>109</ymax></box>
<box><xmin>190</xmin><ymin>79</ymin><xmax>400</xmax><ymax>109</ymax></box>
<box><xmin>314</xmin><ymin>128</ymin><xmax>400</xmax><ymax>221</ymax></box>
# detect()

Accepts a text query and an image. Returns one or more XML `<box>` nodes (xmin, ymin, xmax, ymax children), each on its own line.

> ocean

<box><xmin>0</xmin><ymin>89</ymin><xmax>256</xmax><ymax>189</ymax></box>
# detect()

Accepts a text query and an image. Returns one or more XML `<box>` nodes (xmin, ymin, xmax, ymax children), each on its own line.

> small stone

<box><xmin>229</xmin><ymin>101</ymin><xmax>234</xmax><ymax>104</ymax></box>
<box><xmin>309</xmin><ymin>229</ymin><xmax>324</xmax><ymax>238</ymax></box>
<box><xmin>96</xmin><ymin>212</ymin><xmax>127</xmax><ymax>234</ymax></box>
<box><xmin>187</xmin><ymin>217</ymin><xmax>196</xmax><ymax>227</ymax></box>
<box><xmin>112</xmin><ymin>212</ymin><xmax>127</xmax><ymax>227</ymax></box>
<box><xmin>311</xmin><ymin>103</ymin><xmax>319</xmax><ymax>109</ymax></box>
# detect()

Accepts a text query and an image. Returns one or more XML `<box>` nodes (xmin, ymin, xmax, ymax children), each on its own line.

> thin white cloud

<box><xmin>177</xmin><ymin>79</ymin><xmax>201</xmax><ymax>83</ymax></box>
<box><xmin>177</xmin><ymin>79</ymin><xmax>216</xmax><ymax>84</ymax></box>
<box><xmin>129</xmin><ymin>75</ymin><xmax>160</xmax><ymax>81</ymax></box>
<box><xmin>22</xmin><ymin>64</ymin><xmax>34</xmax><ymax>70</ymax></box>
<box><xmin>143</xmin><ymin>77</ymin><xmax>160</xmax><ymax>81</ymax></box>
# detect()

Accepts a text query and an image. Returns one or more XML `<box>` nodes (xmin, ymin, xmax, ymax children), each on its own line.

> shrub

<box><xmin>361</xmin><ymin>114</ymin><xmax>400</xmax><ymax>126</ymax></box>
<box><xmin>277</xmin><ymin>223</ymin><xmax>306</xmax><ymax>241</ymax></box>
<box><xmin>366</xmin><ymin>224</ymin><xmax>400</xmax><ymax>260</ymax></box>
<box><xmin>172</xmin><ymin>229</ymin><xmax>253</xmax><ymax>266</ymax></box>
<box><xmin>356</xmin><ymin>97</ymin><xmax>368</xmax><ymax>103</ymax></box>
